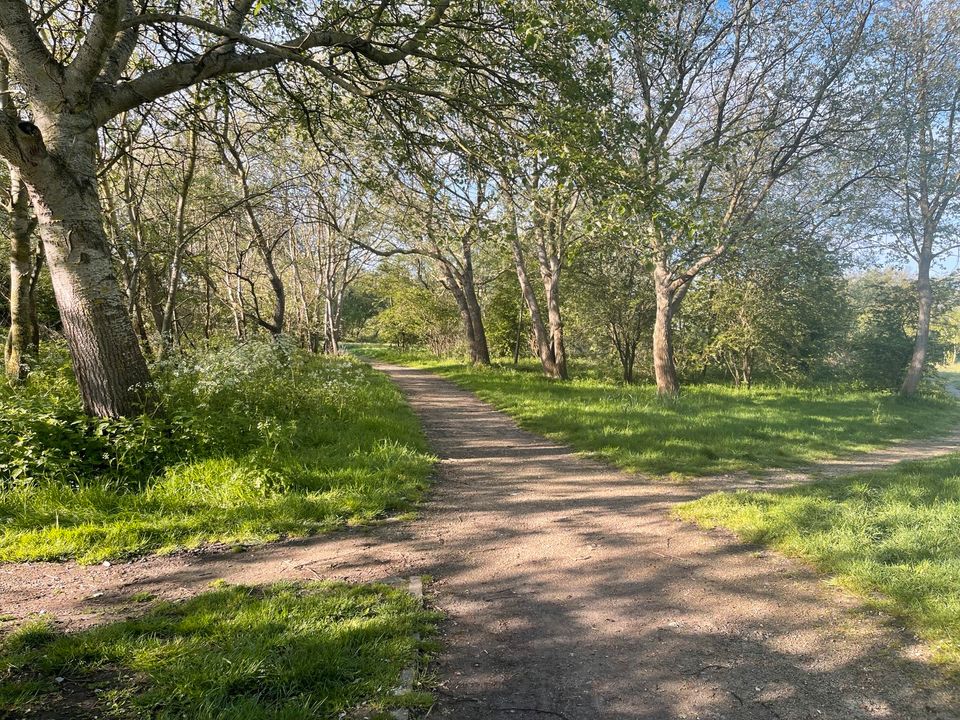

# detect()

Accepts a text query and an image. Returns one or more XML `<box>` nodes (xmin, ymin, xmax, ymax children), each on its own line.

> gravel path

<box><xmin>2</xmin><ymin>362</ymin><xmax>958</xmax><ymax>719</ymax></box>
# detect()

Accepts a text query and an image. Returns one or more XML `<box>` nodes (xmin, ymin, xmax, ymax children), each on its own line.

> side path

<box><xmin>1</xmin><ymin>363</ymin><xmax>958</xmax><ymax>719</ymax></box>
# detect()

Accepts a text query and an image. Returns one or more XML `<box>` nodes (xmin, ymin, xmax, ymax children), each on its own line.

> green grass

<box><xmin>0</xmin><ymin>580</ymin><xmax>438</xmax><ymax>719</ymax></box>
<box><xmin>0</xmin><ymin>345</ymin><xmax>434</xmax><ymax>563</ymax></box>
<box><xmin>358</xmin><ymin>345</ymin><xmax>960</xmax><ymax>479</ymax></box>
<box><xmin>677</xmin><ymin>453</ymin><xmax>960</xmax><ymax>671</ymax></box>
<box><xmin>939</xmin><ymin>361</ymin><xmax>960</xmax><ymax>391</ymax></box>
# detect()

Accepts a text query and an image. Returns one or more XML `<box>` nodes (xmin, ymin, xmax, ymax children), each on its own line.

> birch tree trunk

<box><xmin>24</xmin><ymin>117</ymin><xmax>153</xmax><ymax>416</ymax></box>
<box><xmin>4</xmin><ymin>169</ymin><xmax>37</xmax><ymax>381</ymax></box>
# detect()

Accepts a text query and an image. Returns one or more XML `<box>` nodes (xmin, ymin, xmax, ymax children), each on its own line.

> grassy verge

<box><xmin>677</xmin><ymin>453</ymin><xmax>960</xmax><ymax>671</ymax></box>
<box><xmin>0</xmin><ymin>342</ymin><xmax>434</xmax><ymax>563</ymax></box>
<box><xmin>0</xmin><ymin>580</ymin><xmax>438</xmax><ymax>719</ymax></box>
<box><xmin>358</xmin><ymin>345</ymin><xmax>960</xmax><ymax>479</ymax></box>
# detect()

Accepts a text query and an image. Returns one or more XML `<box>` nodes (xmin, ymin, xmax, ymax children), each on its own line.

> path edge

<box><xmin>390</xmin><ymin>575</ymin><xmax>424</xmax><ymax>720</ymax></box>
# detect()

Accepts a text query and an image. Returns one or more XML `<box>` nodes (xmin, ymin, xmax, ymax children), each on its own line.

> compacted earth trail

<box><xmin>2</xmin><ymin>363</ymin><xmax>959</xmax><ymax>719</ymax></box>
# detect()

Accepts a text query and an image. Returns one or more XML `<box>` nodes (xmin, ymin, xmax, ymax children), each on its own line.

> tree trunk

<box><xmin>159</xmin><ymin>126</ymin><xmax>199</xmax><ymax>358</ymax></box>
<box><xmin>4</xmin><ymin>169</ymin><xmax>36</xmax><ymax>381</ymax></box>
<box><xmin>542</xmin><ymin>271</ymin><xmax>567</xmax><ymax>379</ymax></box>
<box><xmin>901</xmin><ymin>256</ymin><xmax>933</xmax><ymax>396</ymax></box>
<box><xmin>508</xmin><ymin>213</ymin><xmax>562</xmax><ymax>378</ymax></box>
<box><xmin>653</xmin><ymin>265</ymin><xmax>680</xmax><ymax>397</ymax></box>
<box><xmin>441</xmin><ymin>266</ymin><xmax>483</xmax><ymax>363</ymax></box>
<box><xmin>533</xmin><ymin>221</ymin><xmax>568</xmax><ymax>380</ymax></box>
<box><xmin>25</xmin><ymin>117</ymin><xmax>153</xmax><ymax>416</ymax></box>
<box><xmin>461</xmin><ymin>264</ymin><xmax>490</xmax><ymax>364</ymax></box>
<box><xmin>322</xmin><ymin>285</ymin><xmax>343</xmax><ymax>354</ymax></box>
<box><xmin>513</xmin><ymin>295</ymin><xmax>523</xmax><ymax>366</ymax></box>
<box><xmin>27</xmin><ymin>243</ymin><xmax>43</xmax><ymax>356</ymax></box>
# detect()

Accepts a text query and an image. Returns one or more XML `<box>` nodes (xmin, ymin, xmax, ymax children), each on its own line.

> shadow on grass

<box><xmin>0</xmin><ymin>355</ymin><xmax>435</xmax><ymax>563</ymax></box>
<box><xmin>359</xmin><ymin>346</ymin><xmax>960</xmax><ymax>478</ymax></box>
<box><xmin>680</xmin><ymin>452</ymin><xmax>960</xmax><ymax>670</ymax></box>
<box><xmin>0</xmin><ymin>581</ymin><xmax>438</xmax><ymax>720</ymax></box>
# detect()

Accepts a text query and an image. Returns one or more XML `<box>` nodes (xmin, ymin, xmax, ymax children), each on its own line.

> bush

<box><xmin>842</xmin><ymin>272</ymin><xmax>947</xmax><ymax>390</ymax></box>
<box><xmin>0</xmin><ymin>338</ymin><xmax>434</xmax><ymax>562</ymax></box>
<box><xmin>0</xmin><ymin>343</ymin><xmax>184</xmax><ymax>490</ymax></box>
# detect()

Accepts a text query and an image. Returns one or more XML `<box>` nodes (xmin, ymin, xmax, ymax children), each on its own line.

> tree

<box><xmin>860</xmin><ymin>0</ymin><xmax>960</xmax><ymax>395</ymax></box>
<box><xmin>1</xmin><ymin>57</ymin><xmax>38</xmax><ymax>381</ymax></box>
<box><xmin>0</xmin><ymin>0</ymin><xmax>464</xmax><ymax>416</ymax></box>
<box><xmin>502</xmin><ymin>166</ymin><xmax>580</xmax><ymax>379</ymax></box>
<box><xmin>572</xmin><ymin>231</ymin><xmax>655</xmax><ymax>383</ymax></box>
<box><xmin>681</xmin><ymin>234</ymin><xmax>847</xmax><ymax>386</ymax></box>
<box><xmin>606</xmin><ymin>0</ymin><xmax>872</xmax><ymax>395</ymax></box>
<box><xmin>368</xmin><ymin>147</ymin><xmax>496</xmax><ymax>365</ymax></box>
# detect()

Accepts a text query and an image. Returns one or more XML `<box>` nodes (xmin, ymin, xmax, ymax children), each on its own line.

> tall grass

<box><xmin>0</xmin><ymin>339</ymin><xmax>434</xmax><ymax>563</ymax></box>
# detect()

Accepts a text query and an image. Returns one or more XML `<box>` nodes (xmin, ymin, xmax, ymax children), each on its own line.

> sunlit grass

<box><xmin>678</xmin><ymin>454</ymin><xmax>960</xmax><ymax>672</ymax></box>
<box><xmin>0</xmin><ymin>351</ymin><xmax>434</xmax><ymax>563</ymax></box>
<box><xmin>0</xmin><ymin>581</ymin><xmax>438</xmax><ymax>719</ymax></box>
<box><xmin>358</xmin><ymin>345</ymin><xmax>960</xmax><ymax>479</ymax></box>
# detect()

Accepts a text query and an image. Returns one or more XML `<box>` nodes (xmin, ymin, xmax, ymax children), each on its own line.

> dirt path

<box><xmin>3</xmin><ymin>363</ymin><xmax>959</xmax><ymax>719</ymax></box>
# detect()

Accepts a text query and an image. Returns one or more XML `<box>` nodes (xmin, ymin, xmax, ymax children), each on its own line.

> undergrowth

<box><xmin>0</xmin><ymin>339</ymin><xmax>433</xmax><ymax>562</ymax></box>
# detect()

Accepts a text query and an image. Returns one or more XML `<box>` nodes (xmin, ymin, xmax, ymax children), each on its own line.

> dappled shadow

<box><xmin>376</xmin><ymin>363</ymin><xmax>960</xmax><ymax>719</ymax></box>
<box><xmin>423</xmin><ymin>362</ymin><xmax>960</xmax><ymax>478</ymax></box>
<box><xmin>3</xmin><ymin>362</ymin><xmax>958</xmax><ymax>718</ymax></box>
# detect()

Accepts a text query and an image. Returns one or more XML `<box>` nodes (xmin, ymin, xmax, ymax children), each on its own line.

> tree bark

<box><xmin>27</xmin><ymin>242</ymin><xmax>44</xmax><ymax>356</ymax></box>
<box><xmin>541</xmin><ymin>267</ymin><xmax>567</xmax><ymax>379</ymax></box>
<box><xmin>159</xmin><ymin>124</ymin><xmax>199</xmax><ymax>358</ymax></box>
<box><xmin>4</xmin><ymin>169</ymin><xmax>36</xmax><ymax>381</ymax></box>
<box><xmin>322</xmin><ymin>284</ymin><xmax>344</xmax><ymax>354</ymax></box>
<box><xmin>653</xmin><ymin>265</ymin><xmax>680</xmax><ymax>397</ymax></box>
<box><xmin>460</xmin><ymin>242</ymin><xmax>490</xmax><ymax>365</ymax></box>
<box><xmin>900</xmin><ymin>255</ymin><xmax>933</xmax><ymax>396</ymax></box>
<box><xmin>507</xmin><ymin>206</ymin><xmax>562</xmax><ymax>378</ymax></box>
<box><xmin>24</xmin><ymin>117</ymin><xmax>153</xmax><ymax>416</ymax></box>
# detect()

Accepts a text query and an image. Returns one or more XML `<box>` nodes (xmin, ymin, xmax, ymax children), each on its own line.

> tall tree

<box><xmin>607</xmin><ymin>0</ymin><xmax>872</xmax><ymax>395</ymax></box>
<box><xmin>865</xmin><ymin>0</ymin><xmax>960</xmax><ymax>395</ymax></box>
<box><xmin>0</xmin><ymin>0</ymin><xmax>465</xmax><ymax>416</ymax></box>
<box><xmin>1</xmin><ymin>57</ymin><xmax>37</xmax><ymax>381</ymax></box>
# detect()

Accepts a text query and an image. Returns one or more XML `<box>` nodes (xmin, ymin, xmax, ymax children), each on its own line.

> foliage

<box><xmin>482</xmin><ymin>273</ymin><xmax>528</xmax><ymax>361</ymax></box>
<box><xmin>678</xmin><ymin>239</ymin><xmax>848</xmax><ymax>386</ymax></box>
<box><xmin>568</xmin><ymin>238</ymin><xmax>656</xmax><ymax>382</ymax></box>
<box><xmin>366</xmin><ymin>263</ymin><xmax>461</xmax><ymax>355</ymax></box>
<box><xmin>0</xmin><ymin>340</ymin><xmax>434</xmax><ymax>562</ymax></box>
<box><xmin>359</xmin><ymin>346</ymin><xmax>960</xmax><ymax>478</ymax></box>
<box><xmin>841</xmin><ymin>271</ymin><xmax>949</xmax><ymax>390</ymax></box>
<box><xmin>0</xmin><ymin>580</ymin><xmax>439</xmax><ymax>719</ymax></box>
<box><xmin>678</xmin><ymin>453</ymin><xmax>960</xmax><ymax>672</ymax></box>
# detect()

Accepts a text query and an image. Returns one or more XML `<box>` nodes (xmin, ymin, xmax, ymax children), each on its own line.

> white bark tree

<box><xmin>0</xmin><ymin>0</ymin><xmax>458</xmax><ymax>415</ymax></box>
<box><xmin>609</xmin><ymin>0</ymin><xmax>872</xmax><ymax>395</ymax></box>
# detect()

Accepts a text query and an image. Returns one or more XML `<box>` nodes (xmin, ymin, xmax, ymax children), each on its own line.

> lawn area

<box><xmin>357</xmin><ymin>346</ymin><xmax>960</xmax><ymax>479</ymax></box>
<box><xmin>0</xmin><ymin>580</ymin><xmax>438</xmax><ymax>719</ymax></box>
<box><xmin>0</xmin><ymin>342</ymin><xmax>434</xmax><ymax>563</ymax></box>
<box><xmin>678</xmin><ymin>453</ymin><xmax>960</xmax><ymax>672</ymax></box>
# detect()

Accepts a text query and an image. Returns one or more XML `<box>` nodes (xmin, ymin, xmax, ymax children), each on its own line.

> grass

<box><xmin>0</xmin><ymin>580</ymin><xmax>438</xmax><ymax>719</ymax></box>
<box><xmin>939</xmin><ymin>360</ymin><xmax>960</xmax><ymax>391</ymax></box>
<box><xmin>358</xmin><ymin>345</ymin><xmax>960</xmax><ymax>479</ymax></box>
<box><xmin>0</xmin><ymin>343</ymin><xmax>434</xmax><ymax>563</ymax></box>
<box><xmin>677</xmin><ymin>453</ymin><xmax>960</xmax><ymax>672</ymax></box>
